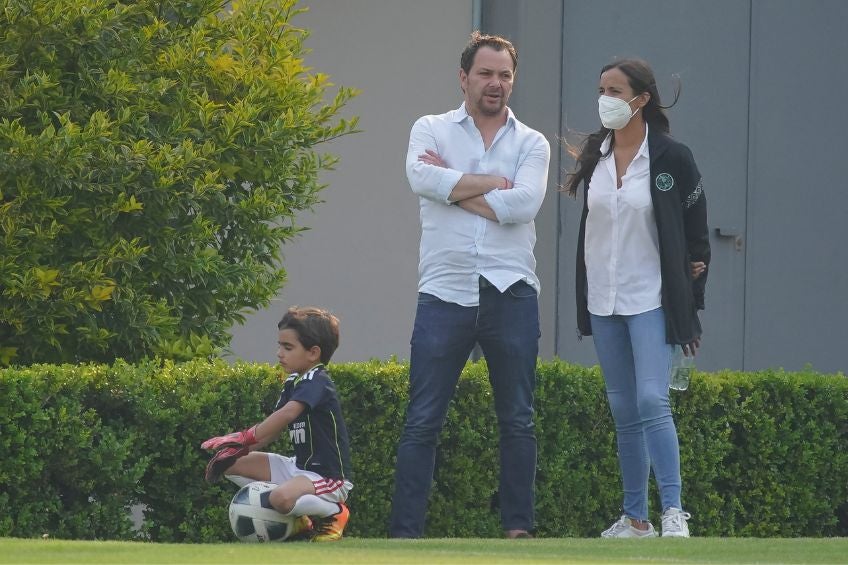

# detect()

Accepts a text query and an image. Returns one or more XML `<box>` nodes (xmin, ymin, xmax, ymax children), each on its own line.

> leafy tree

<box><xmin>0</xmin><ymin>0</ymin><xmax>359</xmax><ymax>364</ymax></box>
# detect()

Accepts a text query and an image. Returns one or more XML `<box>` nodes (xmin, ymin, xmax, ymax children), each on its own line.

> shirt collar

<box><xmin>600</xmin><ymin>132</ymin><xmax>612</xmax><ymax>153</ymax></box>
<box><xmin>599</xmin><ymin>123</ymin><xmax>650</xmax><ymax>156</ymax></box>
<box><xmin>635</xmin><ymin>123</ymin><xmax>650</xmax><ymax>159</ymax></box>
<box><xmin>453</xmin><ymin>102</ymin><xmax>516</xmax><ymax>126</ymax></box>
<box><xmin>303</xmin><ymin>363</ymin><xmax>324</xmax><ymax>375</ymax></box>
<box><xmin>292</xmin><ymin>363</ymin><xmax>324</xmax><ymax>383</ymax></box>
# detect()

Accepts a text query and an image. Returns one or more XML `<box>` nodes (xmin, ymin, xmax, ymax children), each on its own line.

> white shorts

<box><xmin>227</xmin><ymin>454</ymin><xmax>352</xmax><ymax>504</ymax></box>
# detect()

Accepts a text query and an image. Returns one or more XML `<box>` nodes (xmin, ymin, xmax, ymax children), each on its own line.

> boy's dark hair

<box><xmin>460</xmin><ymin>30</ymin><xmax>518</xmax><ymax>74</ymax></box>
<box><xmin>278</xmin><ymin>306</ymin><xmax>340</xmax><ymax>364</ymax></box>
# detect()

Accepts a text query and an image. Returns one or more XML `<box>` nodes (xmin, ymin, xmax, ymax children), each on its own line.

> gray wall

<box><xmin>743</xmin><ymin>0</ymin><xmax>848</xmax><ymax>372</ymax></box>
<box><xmin>549</xmin><ymin>0</ymin><xmax>754</xmax><ymax>371</ymax></box>
<box><xmin>481</xmin><ymin>1</ymin><xmax>564</xmax><ymax>357</ymax></box>
<box><xmin>228</xmin><ymin>1</ymin><xmax>474</xmax><ymax>364</ymax></box>
<box><xmin>488</xmin><ymin>0</ymin><xmax>847</xmax><ymax>373</ymax></box>
<box><xmin>229</xmin><ymin>0</ymin><xmax>847</xmax><ymax>375</ymax></box>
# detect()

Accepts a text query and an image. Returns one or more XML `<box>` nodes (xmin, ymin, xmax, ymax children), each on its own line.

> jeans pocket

<box><xmin>507</xmin><ymin>281</ymin><xmax>537</xmax><ymax>299</ymax></box>
<box><xmin>417</xmin><ymin>292</ymin><xmax>441</xmax><ymax>305</ymax></box>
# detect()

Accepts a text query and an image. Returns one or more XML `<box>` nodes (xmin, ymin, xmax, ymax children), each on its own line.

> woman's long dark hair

<box><xmin>563</xmin><ymin>58</ymin><xmax>679</xmax><ymax>196</ymax></box>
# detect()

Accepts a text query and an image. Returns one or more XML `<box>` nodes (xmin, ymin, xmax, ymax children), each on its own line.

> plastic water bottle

<box><xmin>670</xmin><ymin>346</ymin><xmax>694</xmax><ymax>391</ymax></box>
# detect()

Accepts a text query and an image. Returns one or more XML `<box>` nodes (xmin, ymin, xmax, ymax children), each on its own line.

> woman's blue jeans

<box><xmin>390</xmin><ymin>281</ymin><xmax>539</xmax><ymax>537</ymax></box>
<box><xmin>590</xmin><ymin>307</ymin><xmax>681</xmax><ymax>520</ymax></box>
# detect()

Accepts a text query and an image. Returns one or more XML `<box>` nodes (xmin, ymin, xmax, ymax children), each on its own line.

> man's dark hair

<box><xmin>278</xmin><ymin>306</ymin><xmax>340</xmax><ymax>364</ymax></box>
<box><xmin>460</xmin><ymin>30</ymin><xmax>518</xmax><ymax>74</ymax></box>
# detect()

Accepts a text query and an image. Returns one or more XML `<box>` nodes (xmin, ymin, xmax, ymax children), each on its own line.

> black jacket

<box><xmin>575</xmin><ymin>129</ymin><xmax>710</xmax><ymax>344</ymax></box>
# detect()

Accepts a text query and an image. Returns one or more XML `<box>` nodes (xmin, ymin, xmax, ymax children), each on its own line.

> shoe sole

<box><xmin>601</xmin><ymin>532</ymin><xmax>657</xmax><ymax>538</ymax></box>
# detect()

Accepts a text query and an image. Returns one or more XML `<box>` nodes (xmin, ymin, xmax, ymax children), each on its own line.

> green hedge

<box><xmin>1</xmin><ymin>359</ymin><xmax>846</xmax><ymax>540</ymax></box>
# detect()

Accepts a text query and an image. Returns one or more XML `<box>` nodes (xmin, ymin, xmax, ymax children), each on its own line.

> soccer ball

<box><xmin>228</xmin><ymin>481</ymin><xmax>297</xmax><ymax>542</ymax></box>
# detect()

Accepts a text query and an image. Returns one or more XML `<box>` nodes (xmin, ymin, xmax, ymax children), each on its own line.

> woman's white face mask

<box><xmin>598</xmin><ymin>94</ymin><xmax>640</xmax><ymax>130</ymax></box>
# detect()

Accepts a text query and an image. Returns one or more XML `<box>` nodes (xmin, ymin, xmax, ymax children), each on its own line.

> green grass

<box><xmin>2</xmin><ymin>537</ymin><xmax>847</xmax><ymax>565</ymax></box>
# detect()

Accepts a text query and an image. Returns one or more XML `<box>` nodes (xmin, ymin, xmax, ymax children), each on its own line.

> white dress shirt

<box><xmin>585</xmin><ymin>126</ymin><xmax>662</xmax><ymax>316</ymax></box>
<box><xmin>406</xmin><ymin>103</ymin><xmax>550</xmax><ymax>307</ymax></box>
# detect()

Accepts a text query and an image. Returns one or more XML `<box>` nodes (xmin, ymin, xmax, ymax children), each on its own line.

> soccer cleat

<box><xmin>311</xmin><ymin>503</ymin><xmax>350</xmax><ymax>542</ymax></box>
<box><xmin>661</xmin><ymin>507</ymin><xmax>691</xmax><ymax>538</ymax></box>
<box><xmin>601</xmin><ymin>515</ymin><xmax>658</xmax><ymax>538</ymax></box>
<box><xmin>286</xmin><ymin>515</ymin><xmax>315</xmax><ymax>542</ymax></box>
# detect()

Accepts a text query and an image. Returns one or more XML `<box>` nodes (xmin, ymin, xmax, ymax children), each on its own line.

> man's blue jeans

<box><xmin>389</xmin><ymin>281</ymin><xmax>539</xmax><ymax>537</ymax></box>
<box><xmin>590</xmin><ymin>307</ymin><xmax>682</xmax><ymax>520</ymax></box>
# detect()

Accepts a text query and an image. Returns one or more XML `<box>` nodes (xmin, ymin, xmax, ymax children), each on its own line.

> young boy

<box><xmin>202</xmin><ymin>306</ymin><xmax>353</xmax><ymax>542</ymax></box>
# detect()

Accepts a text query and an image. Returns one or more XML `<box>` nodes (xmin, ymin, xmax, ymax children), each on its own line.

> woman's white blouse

<box><xmin>585</xmin><ymin>126</ymin><xmax>662</xmax><ymax>316</ymax></box>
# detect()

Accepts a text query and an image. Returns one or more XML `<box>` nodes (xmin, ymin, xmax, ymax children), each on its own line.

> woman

<box><xmin>565</xmin><ymin>58</ymin><xmax>710</xmax><ymax>538</ymax></box>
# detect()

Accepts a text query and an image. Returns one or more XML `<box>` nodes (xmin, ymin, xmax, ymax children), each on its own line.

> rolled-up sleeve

<box><xmin>406</xmin><ymin>116</ymin><xmax>463</xmax><ymax>204</ymax></box>
<box><xmin>484</xmin><ymin>133</ymin><xmax>550</xmax><ymax>224</ymax></box>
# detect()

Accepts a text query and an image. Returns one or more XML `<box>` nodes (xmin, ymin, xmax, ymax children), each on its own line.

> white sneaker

<box><xmin>661</xmin><ymin>507</ymin><xmax>692</xmax><ymax>537</ymax></box>
<box><xmin>601</xmin><ymin>515</ymin><xmax>658</xmax><ymax>538</ymax></box>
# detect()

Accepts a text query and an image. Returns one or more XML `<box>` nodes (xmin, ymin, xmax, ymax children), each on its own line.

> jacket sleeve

<box><xmin>680</xmin><ymin>147</ymin><xmax>710</xmax><ymax>310</ymax></box>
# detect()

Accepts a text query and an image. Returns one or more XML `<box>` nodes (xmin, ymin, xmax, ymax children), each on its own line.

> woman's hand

<box><xmin>682</xmin><ymin>338</ymin><xmax>700</xmax><ymax>357</ymax></box>
<box><xmin>690</xmin><ymin>261</ymin><xmax>706</xmax><ymax>280</ymax></box>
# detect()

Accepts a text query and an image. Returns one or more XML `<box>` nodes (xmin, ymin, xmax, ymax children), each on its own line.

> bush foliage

<box><xmin>1</xmin><ymin>359</ymin><xmax>846</xmax><ymax>540</ymax></box>
<box><xmin>0</xmin><ymin>0</ymin><xmax>358</xmax><ymax>365</ymax></box>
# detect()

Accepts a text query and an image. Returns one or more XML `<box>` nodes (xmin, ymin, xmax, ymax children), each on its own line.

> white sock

<box><xmin>288</xmin><ymin>495</ymin><xmax>339</xmax><ymax>518</ymax></box>
<box><xmin>224</xmin><ymin>475</ymin><xmax>254</xmax><ymax>488</ymax></box>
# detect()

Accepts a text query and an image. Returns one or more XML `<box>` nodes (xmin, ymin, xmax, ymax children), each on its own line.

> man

<box><xmin>390</xmin><ymin>31</ymin><xmax>550</xmax><ymax>539</ymax></box>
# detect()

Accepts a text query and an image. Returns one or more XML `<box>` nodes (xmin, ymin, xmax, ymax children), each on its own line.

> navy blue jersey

<box><xmin>273</xmin><ymin>365</ymin><xmax>353</xmax><ymax>481</ymax></box>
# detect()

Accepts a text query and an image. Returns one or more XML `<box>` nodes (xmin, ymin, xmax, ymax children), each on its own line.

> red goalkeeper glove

<box><xmin>201</xmin><ymin>425</ymin><xmax>258</xmax><ymax>451</ymax></box>
<box><xmin>205</xmin><ymin>445</ymin><xmax>249</xmax><ymax>483</ymax></box>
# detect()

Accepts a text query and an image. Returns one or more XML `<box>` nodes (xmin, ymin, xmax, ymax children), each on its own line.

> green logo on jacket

<box><xmin>655</xmin><ymin>172</ymin><xmax>674</xmax><ymax>191</ymax></box>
